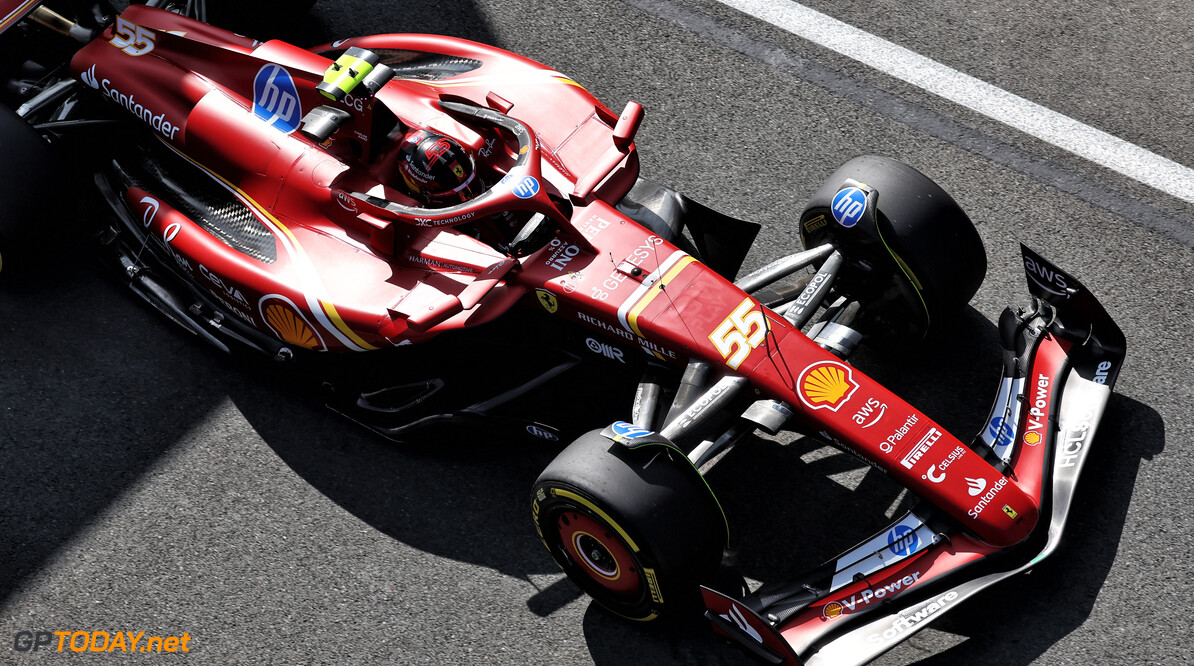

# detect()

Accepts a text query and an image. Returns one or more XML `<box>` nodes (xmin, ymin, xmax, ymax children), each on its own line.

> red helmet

<box><xmin>395</xmin><ymin>129</ymin><xmax>482</xmax><ymax>207</ymax></box>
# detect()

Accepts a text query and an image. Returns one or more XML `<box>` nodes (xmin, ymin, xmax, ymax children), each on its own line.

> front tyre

<box><xmin>799</xmin><ymin>155</ymin><xmax>986</xmax><ymax>342</ymax></box>
<box><xmin>531</xmin><ymin>429</ymin><xmax>727</xmax><ymax>621</ymax></box>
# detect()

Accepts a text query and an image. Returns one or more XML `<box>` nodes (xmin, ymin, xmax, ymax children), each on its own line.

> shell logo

<box><xmin>1023</xmin><ymin>431</ymin><xmax>1042</xmax><ymax>446</ymax></box>
<box><xmin>822</xmin><ymin>601</ymin><xmax>844</xmax><ymax>619</ymax></box>
<box><xmin>797</xmin><ymin>360</ymin><xmax>859</xmax><ymax>412</ymax></box>
<box><xmin>261</xmin><ymin>297</ymin><xmax>324</xmax><ymax>350</ymax></box>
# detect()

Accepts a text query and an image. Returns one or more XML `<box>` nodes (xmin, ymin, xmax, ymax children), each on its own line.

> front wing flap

<box><xmin>704</xmin><ymin>246</ymin><xmax>1125</xmax><ymax>665</ymax></box>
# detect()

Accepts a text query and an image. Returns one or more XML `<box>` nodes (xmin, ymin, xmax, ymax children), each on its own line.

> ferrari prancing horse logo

<box><xmin>536</xmin><ymin>289</ymin><xmax>558</xmax><ymax>313</ymax></box>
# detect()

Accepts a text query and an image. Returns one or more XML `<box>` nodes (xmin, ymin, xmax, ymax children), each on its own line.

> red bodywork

<box><xmin>68</xmin><ymin>1</ymin><xmax>1042</xmax><ymax>592</ymax></box>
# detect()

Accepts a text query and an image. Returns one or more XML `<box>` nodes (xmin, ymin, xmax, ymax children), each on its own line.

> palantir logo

<box><xmin>253</xmin><ymin>64</ymin><xmax>302</xmax><ymax>134</ymax></box>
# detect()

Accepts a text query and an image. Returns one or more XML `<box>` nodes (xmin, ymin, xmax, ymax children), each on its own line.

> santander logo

<box><xmin>81</xmin><ymin>64</ymin><xmax>100</xmax><ymax>89</ymax></box>
<box><xmin>965</xmin><ymin>477</ymin><xmax>987</xmax><ymax>496</ymax></box>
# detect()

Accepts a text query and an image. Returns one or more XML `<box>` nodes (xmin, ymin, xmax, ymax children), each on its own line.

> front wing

<box><xmin>701</xmin><ymin>246</ymin><xmax>1125</xmax><ymax>665</ymax></box>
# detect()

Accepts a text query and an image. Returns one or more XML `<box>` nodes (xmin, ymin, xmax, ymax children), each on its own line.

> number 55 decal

<box><xmin>109</xmin><ymin>17</ymin><xmax>156</xmax><ymax>57</ymax></box>
<box><xmin>710</xmin><ymin>298</ymin><xmax>767</xmax><ymax>369</ymax></box>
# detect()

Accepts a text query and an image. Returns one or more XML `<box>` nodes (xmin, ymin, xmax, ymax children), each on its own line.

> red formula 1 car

<box><xmin>0</xmin><ymin>2</ymin><xmax>1125</xmax><ymax>664</ymax></box>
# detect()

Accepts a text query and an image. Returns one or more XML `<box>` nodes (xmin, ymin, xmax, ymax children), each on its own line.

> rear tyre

<box><xmin>531</xmin><ymin>430</ymin><xmax>727</xmax><ymax>621</ymax></box>
<box><xmin>0</xmin><ymin>107</ymin><xmax>62</xmax><ymax>282</ymax></box>
<box><xmin>799</xmin><ymin>155</ymin><xmax>986</xmax><ymax>342</ymax></box>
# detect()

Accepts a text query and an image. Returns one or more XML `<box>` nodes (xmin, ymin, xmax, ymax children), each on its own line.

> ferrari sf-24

<box><xmin>0</xmin><ymin>2</ymin><xmax>1125</xmax><ymax>663</ymax></box>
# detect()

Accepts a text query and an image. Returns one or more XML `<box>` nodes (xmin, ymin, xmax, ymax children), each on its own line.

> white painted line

<box><xmin>718</xmin><ymin>0</ymin><xmax>1194</xmax><ymax>204</ymax></box>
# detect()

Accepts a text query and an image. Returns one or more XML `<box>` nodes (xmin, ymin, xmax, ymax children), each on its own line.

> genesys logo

<box><xmin>12</xmin><ymin>630</ymin><xmax>191</xmax><ymax>653</ymax></box>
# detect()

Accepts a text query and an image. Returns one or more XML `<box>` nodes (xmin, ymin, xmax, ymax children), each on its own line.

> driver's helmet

<box><xmin>395</xmin><ymin>129</ymin><xmax>482</xmax><ymax>207</ymax></box>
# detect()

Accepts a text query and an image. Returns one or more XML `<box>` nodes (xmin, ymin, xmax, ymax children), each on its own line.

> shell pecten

<box><xmin>797</xmin><ymin>361</ymin><xmax>858</xmax><ymax>411</ymax></box>
<box><xmin>265</xmin><ymin>303</ymin><xmax>320</xmax><ymax>349</ymax></box>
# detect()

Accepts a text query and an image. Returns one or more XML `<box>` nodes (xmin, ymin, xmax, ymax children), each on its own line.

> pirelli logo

<box><xmin>644</xmin><ymin>568</ymin><xmax>664</xmax><ymax>604</ymax></box>
<box><xmin>901</xmin><ymin>427</ymin><xmax>942</xmax><ymax>470</ymax></box>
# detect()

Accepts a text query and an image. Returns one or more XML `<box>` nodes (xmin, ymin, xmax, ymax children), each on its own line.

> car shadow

<box><xmin>0</xmin><ymin>0</ymin><xmax>505</xmax><ymax>609</ymax></box>
<box><xmin>577</xmin><ymin>307</ymin><xmax>1158</xmax><ymax>665</ymax></box>
<box><xmin>888</xmin><ymin>392</ymin><xmax>1159</xmax><ymax>666</ymax></box>
<box><xmin>0</xmin><ymin>250</ymin><xmax>244</xmax><ymax>603</ymax></box>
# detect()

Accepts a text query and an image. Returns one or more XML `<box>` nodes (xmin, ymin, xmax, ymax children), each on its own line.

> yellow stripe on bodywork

<box><xmin>626</xmin><ymin>255</ymin><xmax>696</xmax><ymax>337</ymax></box>
<box><xmin>317</xmin><ymin>299</ymin><xmax>378</xmax><ymax>350</ymax></box>
<box><xmin>0</xmin><ymin>0</ymin><xmax>38</xmax><ymax>30</ymax></box>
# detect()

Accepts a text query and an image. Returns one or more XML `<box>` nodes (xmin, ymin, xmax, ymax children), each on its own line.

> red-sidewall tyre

<box><xmin>531</xmin><ymin>429</ymin><xmax>727</xmax><ymax>621</ymax></box>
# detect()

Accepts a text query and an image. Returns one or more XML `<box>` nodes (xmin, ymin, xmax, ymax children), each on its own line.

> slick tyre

<box><xmin>799</xmin><ymin>155</ymin><xmax>986</xmax><ymax>342</ymax></box>
<box><xmin>531</xmin><ymin>430</ymin><xmax>727</xmax><ymax>621</ymax></box>
<box><xmin>0</xmin><ymin>106</ymin><xmax>61</xmax><ymax>282</ymax></box>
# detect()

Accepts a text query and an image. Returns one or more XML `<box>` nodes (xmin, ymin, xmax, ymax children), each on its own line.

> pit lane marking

<box><xmin>714</xmin><ymin>0</ymin><xmax>1194</xmax><ymax>205</ymax></box>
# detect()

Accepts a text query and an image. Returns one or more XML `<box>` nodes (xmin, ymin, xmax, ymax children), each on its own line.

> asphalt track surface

<box><xmin>2</xmin><ymin>1</ymin><xmax>1191</xmax><ymax>664</ymax></box>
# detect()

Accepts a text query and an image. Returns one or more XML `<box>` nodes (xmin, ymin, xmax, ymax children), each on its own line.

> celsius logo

<box><xmin>966</xmin><ymin>477</ymin><xmax>987</xmax><ymax>496</ymax></box>
<box><xmin>163</xmin><ymin>221</ymin><xmax>181</xmax><ymax>243</ymax></box>
<box><xmin>924</xmin><ymin>465</ymin><xmax>945</xmax><ymax>483</ymax></box>
<box><xmin>81</xmin><ymin>65</ymin><xmax>100</xmax><ymax>89</ymax></box>
<box><xmin>887</xmin><ymin>525</ymin><xmax>918</xmax><ymax>557</ymax></box>
<box><xmin>831</xmin><ymin>186</ymin><xmax>867</xmax><ymax>227</ymax></box>
<box><xmin>253</xmin><ymin>64</ymin><xmax>302</xmax><ymax>133</ymax></box>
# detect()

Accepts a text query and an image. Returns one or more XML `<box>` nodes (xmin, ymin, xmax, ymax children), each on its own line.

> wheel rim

<box><xmin>557</xmin><ymin>511</ymin><xmax>641</xmax><ymax>596</ymax></box>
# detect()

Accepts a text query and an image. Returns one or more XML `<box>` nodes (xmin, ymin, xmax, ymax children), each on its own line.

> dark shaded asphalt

<box><xmin>2</xmin><ymin>1</ymin><xmax>1189</xmax><ymax>664</ymax></box>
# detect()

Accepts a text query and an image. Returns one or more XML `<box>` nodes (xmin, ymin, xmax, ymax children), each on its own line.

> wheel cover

<box><xmin>557</xmin><ymin>511</ymin><xmax>641</xmax><ymax>596</ymax></box>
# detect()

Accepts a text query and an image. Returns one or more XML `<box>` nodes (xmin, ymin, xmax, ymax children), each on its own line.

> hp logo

<box><xmin>831</xmin><ymin>186</ymin><xmax>867</xmax><ymax>228</ymax></box>
<box><xmin>253</xmin><ymin>64</ymin><xmax>303</xmax><ymax>134</ymax></box>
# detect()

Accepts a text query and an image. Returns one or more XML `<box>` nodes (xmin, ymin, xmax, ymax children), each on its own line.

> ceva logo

<box><xmin>253</xmin><ymin>64</ymin><xmax>302</xmax><ymax>133</ymax></box>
